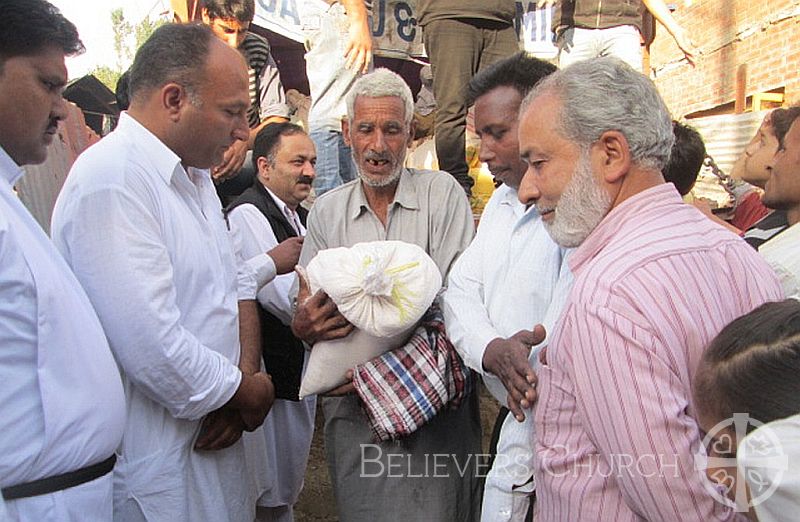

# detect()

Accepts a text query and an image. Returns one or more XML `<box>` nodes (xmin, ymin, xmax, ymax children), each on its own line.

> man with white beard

<box><xmin>516</xmin><ymin>57</ymin><xmax>783</xmax><ymax>521</ymax></box>
<box><xmin>291</xmin><ymin>68</ymin><xmax>479</xmax><ymax>521</ymax></box>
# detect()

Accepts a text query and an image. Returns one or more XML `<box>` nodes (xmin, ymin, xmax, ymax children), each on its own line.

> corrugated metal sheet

<box><xmin>688</xmin><ymin>110</ymin><xmax>768</xmax><ymax>177</ymax></box>
<box><xmin>15</xmin><ymin>103</ymin><xmax>98</xmax><ymax>235</ymax></box>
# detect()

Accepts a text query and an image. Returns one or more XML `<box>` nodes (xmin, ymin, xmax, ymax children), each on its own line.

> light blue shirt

<box><xmin>0</xmin><ymin>145</ymin><xmax>125</xmax><ymax>517</ymax></box>
<box><xmin>443</xmin><ymin>182</ymin><xmax>572</xmax><ymax>521</ymax></box>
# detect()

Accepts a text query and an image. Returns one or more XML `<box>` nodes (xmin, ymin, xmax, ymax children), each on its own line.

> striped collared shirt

<box><xmin>534</xmin><ymin>183</ymin><xmax>783</xmax><ymax>521</ymax></box>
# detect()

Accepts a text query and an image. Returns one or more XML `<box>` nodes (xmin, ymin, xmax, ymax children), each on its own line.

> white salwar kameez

<box><xmin>0</xmin><ymin>146</ymin><xmax>125</xmax><ymax>521</ymax></box>
<box><xmin>51</xmin><ymin>113</ymin><xmax>269</xmax><ymax>522</ymax></box>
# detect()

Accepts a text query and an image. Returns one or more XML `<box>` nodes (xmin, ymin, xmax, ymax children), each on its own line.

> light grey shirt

<box><xmin>299</xmin><ymin>168</ymin><xmax>474</xmax><ymax>277</ymax></box>
<box><xmin>298</xmin><ymin>167</ymin><xmax>480</xmax><ymax>522</ymax></box>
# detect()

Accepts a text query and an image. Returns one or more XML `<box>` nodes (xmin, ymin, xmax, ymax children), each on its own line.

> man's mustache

<box><xmin>364</xmin><ymin>151</ymin><xmax>392</xmax><ymax>163</ymax></box>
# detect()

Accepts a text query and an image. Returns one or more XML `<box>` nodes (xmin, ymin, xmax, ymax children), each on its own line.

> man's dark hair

<box><xmin>694</xmin><ymin>299</ymin><xmax>800</xmax><ymax>433</ymax></box>
<box><xmin>115</xmin><ymin>70</ymin><xmax>131</xmax><ymax>112</ymax></box>
<box><xmin>128</xmin><ymin>23</ymin><xmax>214</xmax><ymax>103</ymax></box>
<box><xmin>0</xmin><ymin>0</ymin><xmax>84</xmax><ymax>67</ymax></box>
<box><xmin>466</xmin><ymin>51</ymin><xmax>557</xmax><ymax>106</ymax></box>
<box><xmin>663</xmin><ymin>121</ymin><xmax>705</xmax><ymax>196</ymax></box>
<box><xmin>770</xmin><ymin>106</ymin><xmax>800</xmax><ymax>147</ymax></box>
<box><xmin>203</xmin><ymin>0</ymin><xmax>255</xmax><ymax>23</ymax></box>
<box><xmin>252</xmin><ymin>122</ymin><xmax>306</xmax><ymax>171</ymax></box>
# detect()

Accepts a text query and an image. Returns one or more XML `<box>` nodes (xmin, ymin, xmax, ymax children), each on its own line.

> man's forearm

<box><xmin>237</xmin><ymin>299</ymin><xmax>262</xmax><ymax>374</ymax></box>
<box><xmin>340</xmin><ymin>0</ymin><xmax>369</xmax><ymax>24</ymax></box>
<box><xmin>642</xmin><ymin>0</ymin><xmax>685</xmax><ymax>38</ymax></box>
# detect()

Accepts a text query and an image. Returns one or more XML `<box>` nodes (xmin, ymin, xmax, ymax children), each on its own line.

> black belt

<box><xmin>2</xmin><ymin>454</ymin><xmax>116</xmax><ymax>501</ymax></box>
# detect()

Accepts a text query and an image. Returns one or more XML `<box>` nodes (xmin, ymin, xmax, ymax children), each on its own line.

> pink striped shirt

<box><xmin>534</xmin><ymin>184</ymin><xmax>783</xmax><ymax>521</ymax></box>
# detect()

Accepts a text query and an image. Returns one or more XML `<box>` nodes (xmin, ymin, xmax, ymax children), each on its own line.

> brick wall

<box><xmin>648</xmin><ymin>0</ymin><xmax>800</xmax><ymax>118</ymax></box>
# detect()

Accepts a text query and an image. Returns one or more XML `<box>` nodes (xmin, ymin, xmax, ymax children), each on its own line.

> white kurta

<box><xmin>51</xmin><ymin>113</ymin><xmax>263</xmax><ymax>522</ymax></box>
<box><xmin>228</xmin><ymin>190</ymin><xmax>316</xmax><ymax>516</ymax></box>
<box><xmin>760</xmin><ymin>221</ymin><xmax>800</xmax><ymax>300</ymax></box>
<box><xmin>0</xmin><ymin>146</ymin><xmax>125</xmax><ymax>521</ymax></box>
<box><xmin>443</xmin><ymin>183</ymin><xmax>572</xmax><ymax>522</ymax></box>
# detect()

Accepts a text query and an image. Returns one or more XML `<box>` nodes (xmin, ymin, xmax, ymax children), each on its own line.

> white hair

<box><xmin>521</xmin><ymin>57</ymin><xmax>674</xmax><ymax>172</ymax></box>
<box><xmin>345</xmin><ymin>68</ymin><xmax>414</xmax><ymax>125</ymax></box>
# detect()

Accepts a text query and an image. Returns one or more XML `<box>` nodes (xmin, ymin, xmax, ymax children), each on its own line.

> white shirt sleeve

<box><xmin>443</xmin><ymin>219</ymin><xmax>502</xmax><ymax>377</ymax></box>
<box><xmin>227</xmin><ymin>204</ymin><xmax>295</xmax><ymax>325</ymax></box>
<box><xmin>54</xmin><ymin>186</ymin><xmax>241</xmax><ymax>421</ymax></box>
<box><xmin>227</xmin><ymin>206</ymin><xmax>277</xmax><ymax>299</ymax></box>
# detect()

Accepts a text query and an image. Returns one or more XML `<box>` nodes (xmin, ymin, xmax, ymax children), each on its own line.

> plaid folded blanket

<box><xmin>352</xmin><ymin>301</ymin><xmax>474</xmax><ymax>442</ymax></box>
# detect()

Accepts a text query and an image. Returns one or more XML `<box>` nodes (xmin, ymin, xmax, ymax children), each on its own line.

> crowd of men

<box><xmin>2</xmin><ymin>0</ymin><xmax>799</xmax><ymax>521</ymax></box>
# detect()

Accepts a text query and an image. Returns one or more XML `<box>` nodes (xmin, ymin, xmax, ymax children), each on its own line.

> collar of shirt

<box><xmin>117</xmin><ymin>112</ymin><xmax>189</xmax><ymax>187</ymax></box>
<box><xmin>264</xmin><ymin>184</ymin><xmax>295</xmax><ymax>217</ymax></box>
<box><xmin>0</xmin><ymin>145</ymin><xmax>24</xmax><ymax>187</ymax></box>
<box><xmin>569</xmin><ymin>183</ymin><xmax>682</xmax><ymax>274</ymax></box>
<box><xmin>351</xmin><ymin>168</ymin><xmax>420</xmax><ymax>220</ymax></box>
<box><xmin>496</xmin><ymin>182</ymin><xmax>541</xmax><ymax>223</ymax></box>
<box><xmin>264</xmin><ymin>184</ymin><xmax>302</xmax><ymax>230</ymax></box>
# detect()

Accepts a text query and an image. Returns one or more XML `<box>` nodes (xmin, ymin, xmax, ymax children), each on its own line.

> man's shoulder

<box><xmin>309</xmin><ymin>179</ymin><xmax>360</xmax><ymax>213</ymax></box>
<box><xmin>227</xmin><ymin>201</ymin><xmax>265</xmax><ymax>221</ymax></box>
<box><xmin>406</xmin><ymin>168</ymin><xmax>466</xmax><ymax>194</ymax></box>
<box><xmin>241</xmin><ymin>32</ymin><xmax>271</xmax><ymax>66</ymax></box>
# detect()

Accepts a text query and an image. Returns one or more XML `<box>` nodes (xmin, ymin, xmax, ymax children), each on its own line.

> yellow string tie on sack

<box><xmin>360</xmin><ymin>257</ymin><xmax>421</xmax><ymax>323</ymax></box>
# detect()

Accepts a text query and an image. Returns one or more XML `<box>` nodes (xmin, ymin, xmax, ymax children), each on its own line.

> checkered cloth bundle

<box><xmin>353</xmin><ymin>301</ymin><xmax>474</xmax><ymax>441</ymax></box>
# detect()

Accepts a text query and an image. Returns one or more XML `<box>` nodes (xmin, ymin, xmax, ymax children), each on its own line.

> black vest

<box><xmin>226</xmin><ymin>182</ymin><xmax>308</xmax><ymax>401</ymax></box>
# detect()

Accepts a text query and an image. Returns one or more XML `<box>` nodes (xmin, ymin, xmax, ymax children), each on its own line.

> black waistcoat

<box><xmin>226</xmin><ymin>182</ymin><xmax>308</xmax><ymax>401</ymax></box>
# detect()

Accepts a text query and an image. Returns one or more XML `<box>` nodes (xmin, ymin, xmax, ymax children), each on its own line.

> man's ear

<box><xmin>256</xmin><ymin>155</ymin><xmax>271</xmax><ymax>181</ymax></box>
<box><xmin>200</xmin><ymin>8</ymin><xmax>211</xmax><ymax>24</ymax></box>
<box><xmin>161</xmin><ymin>83</ymin><xmax>187</xmax><ymax>122</ymax></box>
<box><xmin>341</xmin><ymin>118</ymin><xmax>352</xmax><ymax>147</ymax></box>
<box><xmin>594</xmin><ymin>130</ymin><xmax>631</xmax><ymax>184</ymax></box>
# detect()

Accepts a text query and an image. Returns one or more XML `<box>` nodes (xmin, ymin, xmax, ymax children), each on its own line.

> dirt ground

<box><xmin>293</xmin><ymin>384</ymin><xmax>502</xmax><ymax>521</ymax></box>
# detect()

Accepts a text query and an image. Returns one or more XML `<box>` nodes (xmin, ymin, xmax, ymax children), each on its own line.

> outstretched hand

<box><xmin>482</xmin><ymin>324</ymin><xmax>547</xmax><ymax>421</ymax></box>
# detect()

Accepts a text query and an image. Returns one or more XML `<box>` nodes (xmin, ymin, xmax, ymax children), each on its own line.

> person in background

<box><xmin>417</xmin><ymin>0</ymin><xmax>519</xmax><ymax>194</ymax></box>
<box><xmin>759</xmin><ymin>111</ymin><xmax>800</xmax><ymax>300</ymax></box>
<box><xmin>413</xmin><ymin>64</ymin><xmax>436</xmax><ymax>140</ymax></box>
<box><xmin>730</xmin><ymin>107</ymin><xmax>800</xmax><ymax>248</ymax></box>
<box><xmin>51</xmin><ymin>24</ymin><xmax>275</xmax><ymax>521</ymax></box>
<box><xmin>202</xmin><ymin>0</ymin><xmax>291</xmax><ymax>202</ymax></box>
<box><xmin>516</xmin><ymin>56</ymin><xmax>783</xmax><ymax>521</ymax></box>
<box><xmin>694</xmin><ymin>299</ymin><xmax>800</xmax><ymax>522</ymax></box>
<box><xmin>547</xmin><ymin>0</ymin><xmax>699</xmax><ymax>70</ymax></box>
<box><xmin>0</xmin><ymin>1</ymin><xmax>125</xmax><ymax>519</ymax></box>
<box><xmin>663</xmin><ymin>120</ymin><xmax>706</xmax><ymax>197</ymax></box>
<box><xmin>227</xmin><ymin>122</ymin><xmax>314</xmax><ymax>522</ymax></box>
<box><xmin>298</xmin><ymin>0</ymin><xmax>373</xmax><ymax>197</ymax></box>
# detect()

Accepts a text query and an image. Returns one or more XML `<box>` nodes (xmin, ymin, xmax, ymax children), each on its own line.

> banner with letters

<box><xmin>253</xmin><ymin>0</ymin><xmax>557</xmax><ymax>60</ymax></box>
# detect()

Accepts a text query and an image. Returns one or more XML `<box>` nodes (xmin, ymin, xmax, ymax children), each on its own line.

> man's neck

<box><xmin>788</xmin><ymin>207</ymin><xmax>800</xmax><ymax>227</ymax></box>
<box><xmin>363</xmin><ymin>182</ymin><xmax>398</xmax><ymax>227</ymax></box>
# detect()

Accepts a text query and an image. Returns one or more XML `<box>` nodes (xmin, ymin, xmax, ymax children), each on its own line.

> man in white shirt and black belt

<box><xmin>227</xmin><ymin>122</ymin><xmax>316</xmax><ymax>521</ymax></box>
<box><xmin>0</xmin><ymin>1</ymin><xmax>126</xmax><ymax>519</ymax></box>
<box><xmin>51</xmin><ymin>24</ymin><xmax>278</xmax><ymax>522</ymax></box>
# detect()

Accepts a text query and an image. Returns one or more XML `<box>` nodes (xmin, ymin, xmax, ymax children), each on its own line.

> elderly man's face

<box><xmin>0</xmin><ymin>45</ymin><xmax>69</xmax><ymax>166</ymax></box>
<box><xmin>474</xmin><ymin>85</ymin><xmax>526</xmax><ymax>190</ymax></box>
<box><xmin>517</xmin><ymin>93</ymin><xmax>612</xmax><ymax>247</ymax></box>
<box><xmin>258</xmin><ymin>132</ymin><xmax>317</xmax><ymax>209</ymax></box>
<box><xmin>180</xmin><ymin>39</ymin><xmax>250</xmax><ymax>169</ymax></box>
<box><xmin>344</xmin><ymin>95</ymin><xmax>411</xmax><ymax>189</ymax></box>
<box><xmin>764</xmin><ymin>119</ymin><xmax>800</xmax><ymax>215</ymax></box>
